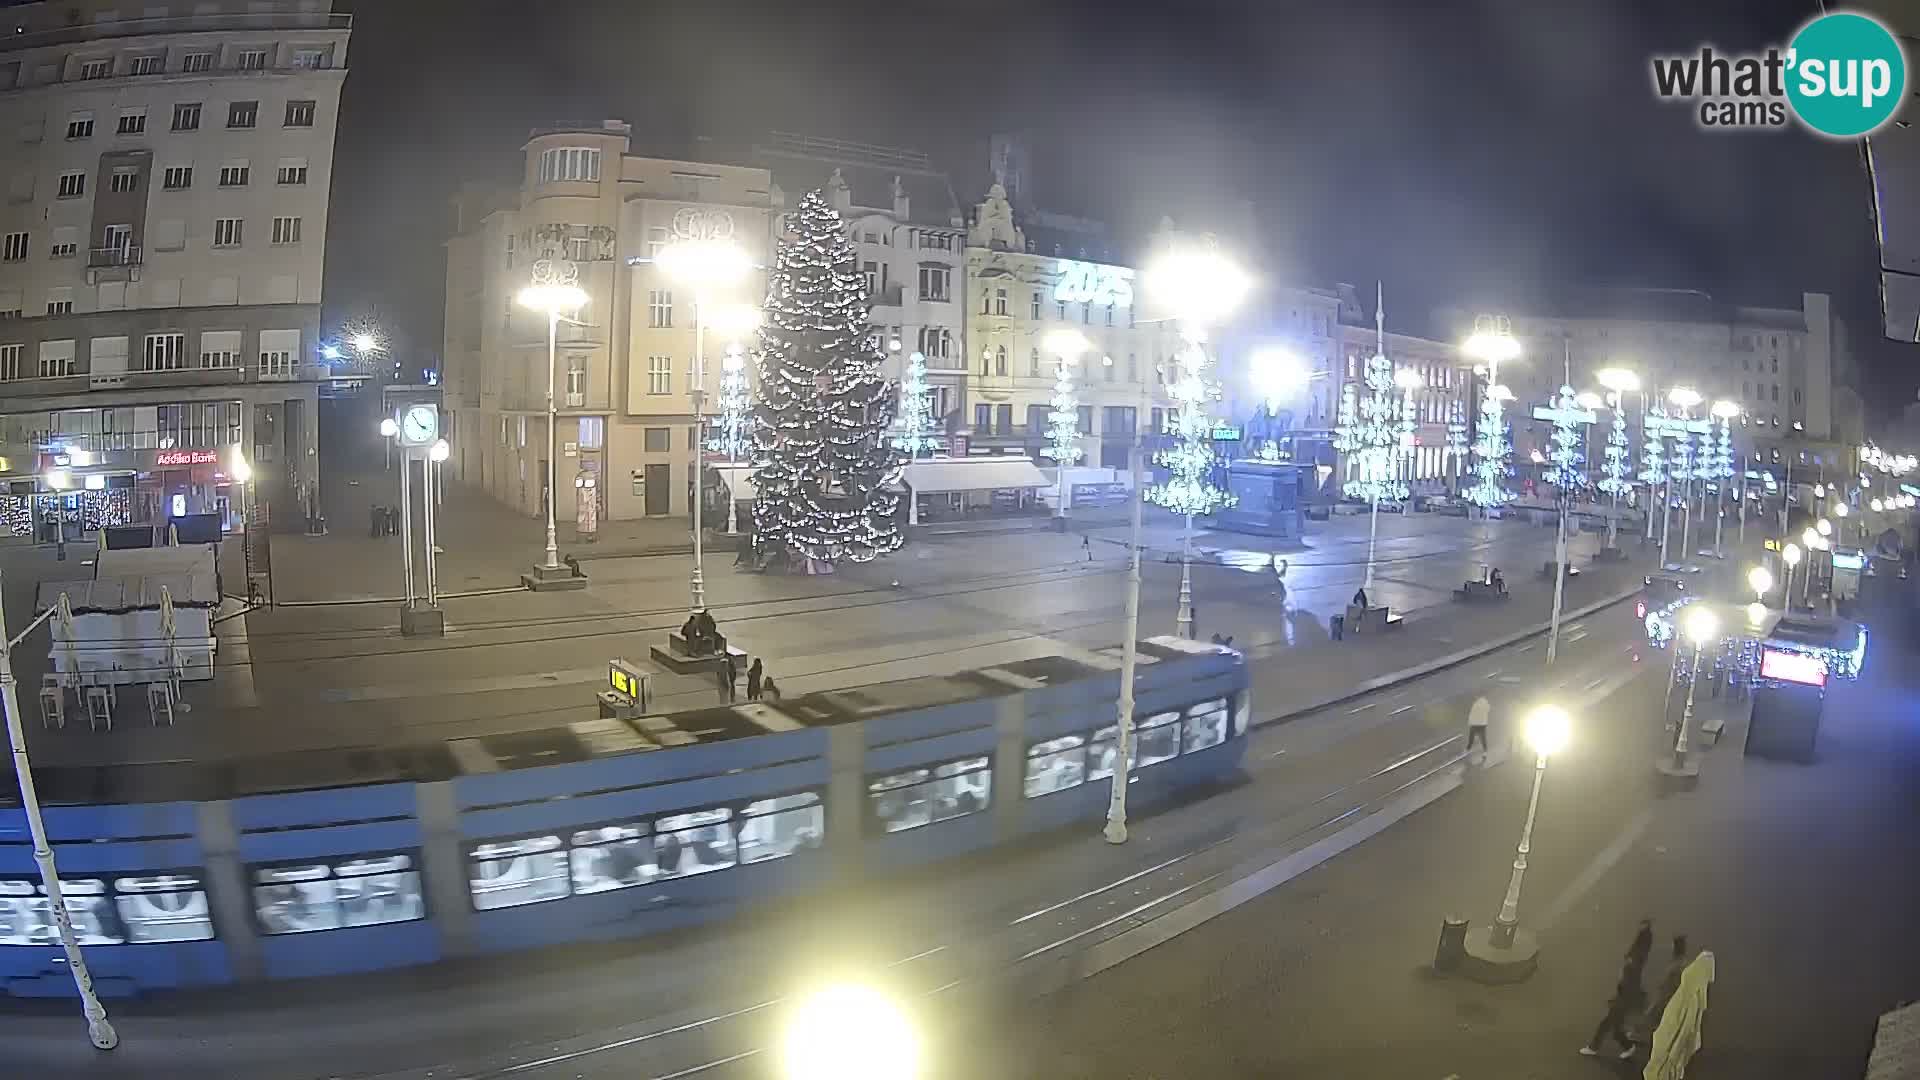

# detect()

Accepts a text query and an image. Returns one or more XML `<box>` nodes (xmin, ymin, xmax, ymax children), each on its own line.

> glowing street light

<box><xmin>1817</xmin><ymin>518</ymin><xmax>1832</xmax><ymax>537</ymax></box>
<box><xmin>781</xmin><ymin>984</ymin><xmax>921</xmax><ymax>1080</ymax></box>
<box><xmin>518</xmin><ymin>260</ymin><xmax>591</xmax><ymax>579</ymax></box>
<box><xmin>1782</xmin><ymin>541</ymin><xmax>1803</xmax><ymax>611</ymax></box>
<box><xmin>1248</xmin><ymin>345</ymin><xmax>1309</xmax><ymax>413</ymax></box>
<box><xmin>1667</xmin><ymin>386</ymin><xmax>1702</xmax><ymax>411</ymax></box>
<box><xmin>1487</xmin><ymin>703</ymin><xmax>1570</xmax><ymax>950</ymax></box>
<box><xmin>1834</xmin><ymin>501</ymin><xmax>1849</xmax><ymax>518</ymax></box>
<box><xmin>1747</xmin><ymin>565</ymin><xmax>1772</xmax><ymax>604</ymax></box>
<box><xmin>1871</xmin><ymin>497</ymin><xmax>1885</xmax><ymax>513</ymax></box>
<box><xmin>1659</xmin><ymin>607</ymin><xmax>1717</xmax><ymax>784</ymax></box>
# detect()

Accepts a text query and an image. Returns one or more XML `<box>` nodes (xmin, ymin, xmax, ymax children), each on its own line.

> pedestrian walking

<box><xmin>1466</xmin><ymin>695</ymin><xmax>1491</xmax><ymax>753</ymax></box>
<box><xmin>1352</xmin><ymin>586</ymin><xmax>1370</xmax><ymax>609</ymax></box>
<box><xmin>1626</xmin><ymin>918</ymin><xmax>1654</xmax><ymax>972</ymax></box>
<box><xmin>1643</xmin><ymin>950</ymin><xmax>1715</xmax><ymax>1080</ymax></box>
<box><xmin>370</xmin><ymin>504</ymin><xmax>382</xmax><ymax>538</ymax></box>
<box><xmin>1580</xmin><ymin>951</ymin><xmax>1649</xmax><ymax>1059</ymax></box>
<box><xmin>1082</xmin><ymin>534</ymin><xmax>1093</xmax><ymax>562</ymax></box>
<box><xmin>1189</xmin><ymin>604</ymin><xmax>1199</xmax><ymax>640</ymax></box>
<box><xmin>1643</xmin><ymin>935</ymin><xmax>1691</xmax><ymax>1035</ymax></box>
<box><xmin>746</xmin><ymin>658</ymin><xmax>764</xmax><ymax>701</ymax></box>
<box><xmin>717</xmin><ymin>654</ymin><xmax>737</xmax><ymax>704</ymax></box>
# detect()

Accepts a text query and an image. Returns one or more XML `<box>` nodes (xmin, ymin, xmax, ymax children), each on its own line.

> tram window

<box><xmin>1184</xmin><ymin>698</ymin><xmax>1230</xmax><ymax>753</ymax></box>
<box><xmin>868</xmin><ymin>755</ymin><xmax>992</xmax><ymax>833</ymax></box>
<box><xmin>738</xmin><ymin>792</ymin><xmax>824</xmax><ymax>864</ymax></box>
<box><xmin>569</xmin><ymin>823</ymin><xmax>657</xmax><ymax>895</ymax></box>
<box><xmin>254</xmin><ymin>855</ymin><xmax>424</xmax><ymax>934</ymax></box>
<box><xmin>0</xmin><ymin>874</ymin><xmax>212</xmax><ymax>945</ymax></box>
<box><xmin>1025</xmin><ymin>734</ymin><xmax>1088</xmax><ymax>797</ymax></box>
<box><xmin>1087</xmin><ymin>725</ymin><xmax>1119</xmax><ymax>782</ymax></box>
<box><xmin>656</xmin><ymin>808</ymin><xmax>736</xmax><ymax>879</ymax></box>
<box><xmin>1136</xmin><ymin>711</ymin><xmax>1183</xmax><ymax>767</ymax></box>
<box><xmin>468</xmin><ymin>836</ymin><xmax>569</xmax><ymax>910</ymax></box>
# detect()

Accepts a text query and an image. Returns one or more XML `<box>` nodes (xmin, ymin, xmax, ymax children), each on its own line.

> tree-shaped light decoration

<box><xmin>1598</xmin><ymin>396</ymin><xmax>1633</xmax><ymax>500</ymax></box>
<box><xmin>893</xmin><ymin>349</ymin><xmax>937</xmax><ymax>459</ymax></box>
<box><xmin>1042</xmin><ymin>355</ymin><xmax>1084</xmax><ymax>470</ymax></box>
<box><xmin>1344</xmin><ymin>353</ymin><xmax>1408</xmax><ymax>504</ymax></box>
<box><xmin>750</xmin><ymin>189</ymin><xmax>903</xmax><ymax>566</ymax></box>
<box><xmin>1466</xmin><ymin>385</ymin><xmax>1513</xmax><ymax>508</ymax></box>
<box><xmin>1639</xmin><ymin>400</ymin><xmax>1668</xmax><ymax>543</ymax></box>
<box><xmin>707</xmin><ymin>343</ymin><xmax>751</xmax><ymax>462</ymax></box>
<box><xmin>1145</xmin><ymin>332</ymin><xmax>1235</xmax><ymax>518</ymax></box>
<box><xmin>1333</xmin><ymin>381</ymin><xmax>1360</xmax><ymax>484</ymax></box>
<box><xmin>1541</xmin><ymin>384</ymin><xmax>1590</xmax><ymax>497</ymax></box>
<box><xmin>1445</xmin><ymin>398</ymin><xmax>1470</xmax><ymax>489</ymax></box>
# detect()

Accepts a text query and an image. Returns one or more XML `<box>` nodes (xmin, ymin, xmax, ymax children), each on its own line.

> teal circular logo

<box><xmin>1786</xmin><ymin>12</ymin><xmax>1907</xmax><ymax>138</ymax></box>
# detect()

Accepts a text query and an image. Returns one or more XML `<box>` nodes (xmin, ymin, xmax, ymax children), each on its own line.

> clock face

<box><xmin>400</xmin><ymin>405</ymin><xmax>437</xmax><ymax>446</ymax></box>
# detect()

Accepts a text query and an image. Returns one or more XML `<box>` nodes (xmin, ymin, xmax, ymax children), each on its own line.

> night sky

<box><xmin>320</xmin><ymin>0</ymin><xmax>1913</xmax><ymax>419</ymax></box>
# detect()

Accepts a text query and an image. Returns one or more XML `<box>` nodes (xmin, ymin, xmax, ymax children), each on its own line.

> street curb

<box><xmin>1250</xmin><ymin>584</ymin><xmax>1642</xmax><ymax>731</ymax></box>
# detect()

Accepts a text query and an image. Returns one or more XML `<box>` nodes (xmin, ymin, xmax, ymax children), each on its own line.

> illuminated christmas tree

<box><xmin>1146</xmin><ymin>333</ymin><xmax>1235</xmax><ymax>517</ymax></box>
<box><xmin>1344</xmin><ymin>353</ymin><xmax>1407</xmax><ymax>503</ymax></box>
<box><xmin>751</xmin><ymin>190</ymin><xmax>903</xmax><ymax>565</ymax></box>
<box><xmin>893</xmin><ymin>349</ymin><xmax>937</xmax><ymax>459</ymax></box>
<box><xmin>1042</xmin><ymin>355</ymin><xmax>1084</xmax><ymax>469</ymax></box>
<box><xmin>1445</xmin><ymin>398</ymin><xmax>1470</xmax><ymax>487</ymax></box>
<box><xmin>1466</xmin><ymin>387</ymin><xmax>1513</xmax><ymax>508</ymax></box>
<box><xmin>1598</xmin><ymin>396</ymin><xmax>1633</xmax><ymax>498</ymax></box>
<box><xmin>1541</xmin><ymin>384</ymin><xmax>1589</xmax><ymax>497</ymax></box>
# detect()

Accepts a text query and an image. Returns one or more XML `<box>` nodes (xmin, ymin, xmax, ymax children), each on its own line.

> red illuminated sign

<box><xmin>1760</xmin><ymin>649</ymin><xmax>1827</xmax><ymax>687</ymax></box>
<box><xmin>153</xmin><ymin>449</ymin><xmax>220</xmax><ymax>467</ymax></box>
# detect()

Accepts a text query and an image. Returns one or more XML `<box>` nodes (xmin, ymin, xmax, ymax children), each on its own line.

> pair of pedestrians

<box><xmin>1583</xmin><ymin>922</ymin><xmax>1716</xmax><ymax>1078</ymax></box>
<box><xmin>717</xmin><ymin>656</ymin><xmax>775</xmax><ymax>703</ymax></box>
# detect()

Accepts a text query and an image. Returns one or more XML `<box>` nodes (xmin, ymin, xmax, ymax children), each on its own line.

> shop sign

<box><xmin>1210</xmin><ymin>425</ymin><xmax>1242</xmax><ymax>441</ymax></box>
<box><xmin>1054</xmin><ymin>260</ymin><xmax>1135</xmax><ymax>307</ymax></box>
<box><xmin>154</xmin><ymin>449</ymin><xmax>221</xmax><ymax>467</ymax></box>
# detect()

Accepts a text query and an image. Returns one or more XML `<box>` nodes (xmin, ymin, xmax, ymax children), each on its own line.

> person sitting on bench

<box><xmin>1488</xmin><ymin>568</ymin><xmax>1504</xmax><ymax>593</ymax></box>
<box><xmin>695</xmin><ymin>609</ymin><xmax>722</xmax><ymax>654</ymax></box>
<box><xmin>1351</xmin><ymin>587</ymin><xmax>1370</xmax><ymax>609</ymax></box>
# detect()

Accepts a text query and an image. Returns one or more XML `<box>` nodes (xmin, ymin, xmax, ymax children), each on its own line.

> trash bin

<box><xmin>1434</xmin><ymin>915</ymin><xmax>1469</xmax><ymax>973</ymax></box>
<box><xmin>1330</xmin><ymin>613</ymin><xmax>1345</xmax><ymax>641</ymax></box>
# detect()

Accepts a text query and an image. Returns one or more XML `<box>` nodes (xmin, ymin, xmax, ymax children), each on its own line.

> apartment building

<box><xmin>0</xmin><ymin>0</ymin><xmax>348</xmax><ymax>535</ymax></box>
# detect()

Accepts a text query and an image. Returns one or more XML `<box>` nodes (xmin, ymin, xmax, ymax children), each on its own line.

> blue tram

<box><xmin>0</xmin><ymin>637</ymin><xmax>1249</xmax><ymax>998</ymax></box>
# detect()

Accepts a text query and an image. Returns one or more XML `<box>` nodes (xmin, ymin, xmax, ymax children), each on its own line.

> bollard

<box><xmin>1434</xmin><ymin>915</ymin><xmax>1469</xmax><ymax>973</ymax></box>
<box><xmin>1330</xmin><ymin>613</ymin><xmax>1345</xmax><ymax>642</ymax></box>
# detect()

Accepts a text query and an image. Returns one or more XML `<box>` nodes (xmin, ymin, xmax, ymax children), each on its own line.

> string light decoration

<box><xmin>1640</xmin><ymin>401</ymin><xmax>1670</xmax><ymax>494</ymax></box>
<box><xmin>1342</xmin><ymin>353</ymin><xmax>1407</xmax><ymax>503</ymax></box>
<box><xmin>1541</xmin><ymin>384</ymin><xmax>1590</xmax><ymax>497</ymax></box>
<box><xmin>893</xmin><ymin>349</ymin><xmax>937</xmax><ymax>459</ymax></box>
<box><xmin>1711</xmin><ymin>416</ymin><xmax>1734</xmax><ymax>488</ymax></box>
<box><xmin>1333</xmin><ymin>381</ymin><xmax>1360</xmax><ymax>483</ymax></box>
<box><xmin>1146</xmin><ymin>332</ymin><xmax>1236</xmax><ymax>516</ymax></box>
<box><xmin>706</xmin><ymin>344</ymin><xmax>752</xmax><ymax>462</ymax></box>
<box><xmin>1445</xmin><ymin>398</ymin><xmax>1470</xmax><ymax>486</ymax></box>
<box><xmin>1598</xmin><ymin>394</ymin><xmax>1633</xmax><ymax>499</ymax></box>
<box><xmin>1042</xmin><ymin>355</ymin><xmax>1084</xmax><ymax>470</ymax></box>
<box><xmin>1466</xmin><ymin>384</ymin><xmax>1513</xmax><ymax>507</ymax></box>
<box><xmin>750</xmin><ymin>190</ymin><xmax>903</xmax><ymax>566</ymax></box>
<box><xmin>1669</xmin><ymin>409</ymin><xmax>1695</xmax><ymax>490</ymax></box>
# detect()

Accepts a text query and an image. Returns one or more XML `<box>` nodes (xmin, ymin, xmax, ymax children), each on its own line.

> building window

<box><xmin>283</xmin><ymin>100</ymin><xmax>315</xmax><ymax>128</ymax></box>
<box><xmin>142</xmin><ymin>333</ymin><xmax>186</xmax><ymax>371</ymax></box>
<box><xmin>1127</xmin><ymin>353</ymin><xmax>1137</xmax><ymax>382</ymax></box>
<box><xmin>565</xmin><ymin>233</ymin><xmax>591</xmax><ymax>262</ymax></box>
<box><xmin>163</xmin><ymin>166</ymin><xmax>192</xmax><ymax>190</ymax></box>
<box><xmin>219</xmin><ymin>162</ymin><xmax>249</xmax><ymax>187</ymax></box>
<box><xmin>1105</xmin><ymin>304</ymin><xmax>1114</xmax><ymax>326</ymax></box>
<box><xmin>974</xmin><ymin>403</ymin><xmax>992</xmax><ymax>432</ymax></box>
<box><xmin>227</xmin><ymin>101</ymin><xmax>258</xmax><ymax>129</ymax></box>
<box><xmin>1030</xmin><ymin>348</ymin><xmax>1040</xmax><ymax>377</ymax></box>
<box><xmin>109</xmin><ymin>167</ymin><xmax>138</xmax><ymax>193</ymax></box>
<box><xmin>66</xmin><ymin>112</ymin><xmax>94</xmax><ymax>139</ymax></box>
<box><xmin>1104</xmin><ymin>355</ymin><xmax>1115</xmax><ymax>382</ymax></box>
<box><xmin>578</xmin><ymin>416</ymin><xmax>604</xmax><ymax>450</ymax></box>
<box><xmin>2</xmin><ymin>232</ymin><xmax>25</xmax><ymax>261</ymax></box>
<box><xmin>1793</xmin><ymin>389</ymin><xmax>1802</xmax><ymax>405</ymax></box>
<box><xmin>643</xmin><ymin>426</ymin><xmax>671</xmax><ymax>452</ymax></box>
<box><xmin>259</xmin><ymin>330</ymin><xmax>300</xmax><ymax>378</ymax></box>
<box><xmin>995</xmin><ymin>346</ymin><xmax>1007</xmax><ymax>376</ymax></box>
<box><xmin>646</xmin><ymin>226</ymin><xmax>669</xmax><ymax>258</ymax></box>
<box><xmin>129</xmin><ymin>54</ymin><xmax>164</xmax><ymax>76</ymax></box>
<box><xmin>116</xmin><ymin>109</ymin><xmax>145</xmax><ymax>135</ymax></box>
<box><xmin>182</xmin><ymin>52</ymin><xmax>212</xmax><ymax>73</ymax></box>
<box><xmin>232</xmin><ymin>48</ymin><xmax>267</xmax><ymax>70</ymax></box>
<box><xmin>916</xmin><ymin>326</ymin><xmax>951</xmax><ymax>360</ymax></box>
<box><xmin>537</xmin><ymin>147</ymin><xmax>601</xmax><ymax>185</ymax></box>
<box><xmin>647</xmin><ymin>354</ymin><xmax>671</xmax><ymax>395</ymax></box>
<box><xmin>0</xmin><ymin>344</ymin><xmax>20</xmax><ymax>380</ymax></box>
<box><xmin>1056</xmin><ymin>300</ymin><xmax>1066</xmax><ymax>320</ymax></box>
<box><xmin>1081</xmin><ymin>302</ymin><xmax>1091</xmax><ymax>324</ymax></box>
<box><xmin>1030</xmin><ymin>291</ymin><xmax>1042</xmax><ymax>319</ymax></box>
<box><xmin>212</xmin><ymin>218</ymin><xmax>243</xmax><ymax>248</ymax></box>
<box><xmin>39</xmin><ymin>339</ymin><xmax>75</xmax><ymax>375</ymax></box>
<box><xmin>46</xmin><ymin>290</ymin><xmax>74</xmax><ymax>316</ymax></box>
<box><xmin>276</xmin><ymin>160</ymin><xmax>307</xmax><ymax>186</ymax></box>
<box><xmin>1077</xmin><ymin>405</ymin><xmax>1092</xmax><ymax>434</ymax></box>
<box><xmin>79</xmin><ymin>58</ymin><xmax>112</xmax><ymax>80</ymax></box>
<box><xmin>1770</xmin><ymin>357</ymin><xmax>1779</xmax><ymax>374</ymax></box>
<box><xmin>56</xmin><ymin>172</ymin><xmax>85</xmax><ymax>199</ymax></box>
<box><xmin>994</xmin><ymin>288</ymin><xmax>1008</xmax><ymax>316</ymax></box>
<box><xmin>271</xmin><ymin>216</ymin><xmax>302</xmax><ymax>245</ymax></box>
<box><xmin>648</xmin><ymin>290</ymin><xmax>672</xmax><ymax>328</ymax></box>
<box><xmin>917</xmin><ymin>264</ymin><xmax>950</xmax><ymax>302</ymax></box>
<box><xmin>101</xmin><ymin>223</ymin><xmax>132</xmax><ymax>257</ymax></box>
<box><xmin>199</xmin><ymin>330</ymin><xmax>240</xmax><ymax>369</ymax></box>
<box><xmin>171</xmin><ymin>103</ymin><xmax>200</xmax><ymax>131</ymax></box>
<box><xmin>291</xmin><ymin>49</ymin><xmax>328</xmax><ymax>70</ymax></box>
<box><xmin>50</xmin><ymin>237</ymin><xmax>76</xmax><ymax>258</ymax></box>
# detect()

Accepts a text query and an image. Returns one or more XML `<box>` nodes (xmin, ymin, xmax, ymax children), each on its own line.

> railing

<box><xmin>870</xmin><ymin>284</ymin><xmax>904</xmax><ymax>307</ymax></box>
<box><xmin>0</xmin><ymin>363</ymin><xmax>330</xmax><ymax>395</ymax></box>
<box><xmin>88</xmin><ymin>245</ymin><xmax>141</xmax><ymax>269</ymax></box>
<box><xmin>2</xmin><ymin>12</ymin><xmax>351</xmax><ymax>53</ymax></box>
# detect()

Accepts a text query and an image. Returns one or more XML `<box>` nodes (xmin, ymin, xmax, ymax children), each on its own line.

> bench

<box><xmin>1454</xmin><ymin>580</ymin><xmax>1509</xmax><ymax>603</ymax></box>
<box><xmin>1344</xmin><ymin>604</ymin><xmax>1404</xmax><ymax>634</ymax></box>
<box><xmin>668</xmin><ymin>630</ymin><xmax>729</xmax><ymax>658</ymax></box>
<box><xmin>650</xmin><ymin>633</ymin><xmax>748</xmax><ymax>675</ymax></box>
<box><xmin>1538</xmin><ymin>561</ymin><xmax>1582</xmax><ymax>580</ymax></box>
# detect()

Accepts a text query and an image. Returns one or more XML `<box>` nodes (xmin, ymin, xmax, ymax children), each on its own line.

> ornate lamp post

<box><xmin>515</xmin><ymin>259</ymin><xmax>588</xmax><ymax>584</ymax></box>
<box><xmin>1657</xmin><ymin>605</ymin><xmax>1716</xmax><ymax>787</ymax></box>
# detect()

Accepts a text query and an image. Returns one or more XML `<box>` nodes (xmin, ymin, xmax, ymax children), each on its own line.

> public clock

<box><xmin>398</xmin><ymin>404</ymin><xmax>439</xmax><ymax>447</ymax></box>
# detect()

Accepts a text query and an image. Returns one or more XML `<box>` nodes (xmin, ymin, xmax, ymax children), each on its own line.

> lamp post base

<box><xmin>1654</xmin><ymin>756</ymin><xmax>1701</xmax><ymax>791</ymax></box>
<box><xmin>399</xmin><ymin>604</ymin><xmax>445</xmax><ymax>638</ymax></box>
<box><xmin>522</xmin><ymin>562</ymin><xmax>587</xmax><ymax>592</ymax></box>
<box><xmin>1457</xmin><ymin>925</ymin><xmax>1540</xmax><ymax>984</ymax></box>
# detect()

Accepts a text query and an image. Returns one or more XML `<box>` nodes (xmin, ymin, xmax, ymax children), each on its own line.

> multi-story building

<box><xmin>0</xmin><ymin>0</ymin><xmax>349</xmax><ymax>535</ymax></box>
<box><xmin>1330</xmin><ymin>291</ymin><xmax>1473</xmax><ymax>494</ymax></box>
<box><xmin>962</xmin><ymin>184</ymin><xmax>1186</xmax><ymax>470</ymax></box>
<box><xmin>750</xmin><ymin>134</ymin><xmax>968</xmax><ymax>429</ymax></box>
<box><xmin>442</xmin><ymin>120</ymin><xmax>775</xmax><ymax>526</ymax></box>
<box><xmin>1438</xmin><ymin>289</ymin><xmax>1865</xmax><ymax>485</ymax></box>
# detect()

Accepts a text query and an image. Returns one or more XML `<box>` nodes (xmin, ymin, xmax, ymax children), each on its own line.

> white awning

<box><xmin>902</xmin><ymin>456</ymin><xmax>1050</xmax><ymax>494</ymax></box>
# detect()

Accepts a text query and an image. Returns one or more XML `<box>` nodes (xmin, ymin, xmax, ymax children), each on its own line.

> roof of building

<box><xmin>751</xmin><ymin>133</ymin><xmax>963</xmax><ymax>229</ymax></box>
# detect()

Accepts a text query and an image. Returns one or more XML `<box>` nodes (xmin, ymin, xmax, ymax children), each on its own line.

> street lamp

<box><xmin>517</xmin><ymin>262</ymin><xmax>590</xmax><ymax>581</ymax></box>
<box><xmin>658</xmin><ymin>239</ymin><xmax>753</xmax><ymax>615</ymax></box>
<box><xmin>1782</xmin><ymin>542</ymin><xmax>1802</xmax><ymax>610</ymax></box>
<box><xmin>1248</xmin><ymin>345</ymin><xmax>1309</xmax><ymax>414</ymax></box>
<box><xmin>780</xmin><ymin>983</ymin><xmax>922</xmax><ymax>1080</ymax></box>
<box><xmin>1661</xmin><ymin>606</ymin><xmax>1717</xmax><ymax>783</ymax></box>
<box><xmin>1871</xmin><ymin>497</ymin><xmax>1884</xmax><ymax>513</ymax></box>
<box><xmin>1596</xmin><ymin>367</ymin><xmax>1649</xmax><ymax>543</ymax></box>
<box><xmin>1747</xmin><ymin>565</ymin><xmax>1772</xmax><ymax>604</ymax></box>
<box><xmin>1663</xmin><ymin>387</ymin><xmax>1701</xmax><ymax>566</ymax></box>
<box><xmin>1489</xmin><ymin>703</ymin><xmax>1570</xmax><ymax>949</ymax></box>
<box><xmin>1042</xmin><ymin>328</ymin><xmax>1092</xmax><ymax>522</ymax></box>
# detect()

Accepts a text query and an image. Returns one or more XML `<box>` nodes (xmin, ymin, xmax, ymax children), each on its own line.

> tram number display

<box><xmin>1759</xmin><ymin>649</ymin><xmax>1827</xmax><ymax>688</ymax></box>
<box><xmin>609</xmin><ymin>660</ymin><xmax>648</xmax><ymax>704</ymax></box>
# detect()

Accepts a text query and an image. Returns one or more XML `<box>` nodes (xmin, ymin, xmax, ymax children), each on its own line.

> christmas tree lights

<box><xmin>893</xmin><ymin>349</ymin><xmax>937</xmax><ymax>459</ymax></box>
<box><xmin>1343</xmin><ymin>353</ymin><xmax>1408</xmax><ymax>504</ymax></box>
<box><xmin>1466</xmin><ymin>386</ymin><xmax>1513</xmax><ymax>508</ymax></box>
<box><xmin>1542</xmin><ymin>384</ymin><xmax>1589</xmax><ymax>497</ymax></box>
<box><xmin>1042</xmin><ymin>355</ymin><xmax>1084</xmax><ymax>469</ymax></box>
<box><xmin>1445</xmin><ymin>398</ymin><xmax>1470</xmax><ymax>490</ymax></box>
<box><xmin>750</xmin><ymin>190</ymin><xmax>904</xmax><ymax>566</ymax></box>
<box><xmin>1145</xmin><ymin>333</ymin><xmax>1235</xmax><ymax>518</ymax></box>
<box><xmin>706</xmin><ymin>344</ymin><xmax>751</xmax><ymax>463</ymax></box>
<box><xmin>1598</xmin><ymin>395</ymin><xmax>1633</xmax><ymax>499</ymax></box>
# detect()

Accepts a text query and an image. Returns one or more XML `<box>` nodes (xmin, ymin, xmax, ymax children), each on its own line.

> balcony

<box><xmin>2</xmin><ymin>12</ymin><xmax>352</xmax><ymax>53</ymax></box>
<box><xmin>869</xmin><ymin>284</ymin><xmax>905</xmax><ymax>308</ymax></box>
<box><xmin>88</xmin><ymin>245</ymin><xmax>141</xmax><ymax>269</ymax></box>
<box><xmin>0</xmin><ymin>363</ymin><xmax>331</xmax><ymax>399</ymax></box>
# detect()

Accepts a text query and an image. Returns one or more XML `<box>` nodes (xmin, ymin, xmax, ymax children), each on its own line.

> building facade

<box><xmin>0</xmin><ymin>0</ymin><xmax>348</xmax><ymax>535</ymax></box>
<box><xmin>1331</xmin><ymin>298</ymin><xmax>1473</xmax><ymax>494</ymax></box>
<box><xmin>443</xmin><ymin>121</ymin><xmax>777</xmax><ymax>527</ymax></box>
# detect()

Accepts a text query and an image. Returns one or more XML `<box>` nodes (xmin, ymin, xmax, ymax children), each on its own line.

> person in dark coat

<box><xmin>370</xmin><ymin>504</ymin><xmax>382</xmax><ymax>538</ymax></box>
<box><xmin>746</xmin><ymin>658</ymin><xmax>764</xmax><ymax>701</ymax></box>
<box><xmin>717</xmin><ymin>653</ymin><xmax>737</xmax><ymax>703</ymax></box>
<box><xmin>1581</xmin><ymin>952</ymin><xmax>1648</xmax><ymax>1059</ymax></box>
<box><xmin>1627</xmin><ymin>918</ymin><xmax>1655</xmax><ymax>972</ymax></box>
<box><xmin>762</xmin><ymin>676</ymin><xmax>781</xmax><ymax>701</ymax></box>
<box><xmin>1352</xmin><ymin>587</ymin><xmax>1370</xmax><ymax>609</ymax></box>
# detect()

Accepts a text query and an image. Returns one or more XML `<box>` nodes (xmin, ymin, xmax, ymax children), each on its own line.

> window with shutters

<box><xmin>199</xmin><ymin>330</ymin><xmax>241</xmax><ymax>369</ymax></box>
<box><xmin>276</xmin><ymin>160</ymin><xmax>308</xmax><ymax>186</ymax></box>
<box><xmin>219</xmin><ymin>163</ymin><xmax>249</xmax><ymax>187</ymax></box>
<box><xmin>67</xmin><ymin>111</ymin><xmax>94</xmax><ymax>139</ymax></box>
<box><xmin>2</xmin><ymin>232</ymin><xmax>25</xmax><ymax>261</ymax></box>
<box><xmin>182</xmin><ymin>52</ymin><xmax>212</xmax><ymax>73</ymax></box>
<box><xmin>283</xmin><ymin>100</ymin><xmax>315</xmax><ymax>127</ymax></box>
<box><xmin>142</xmin><ymin>333</ymin><xmax>186</xmax><ymax>371</ymax></box>
<box><xmin>109</xmin><ymin>167</ymin><xmax>138</xmax><ymax>193</ymax></box>
<box><xmin>227</xmin><ymin>101</ymin><xmax>258</xmax><ymax>129</ymax></box>
<box><xmin>39</xmin><ymin>339</ymin><xmax>75</xmax><ymax>377</ymax></box>
<box><xmin>171</xmin><ymin>103</ymin><xmax>200</xmax><ymax>131</ymax></box>
<box><xmin>0</xmin><ymin>344</ymin><xmax>21</xmax><ymax>381</ymax></box>
<box><xmin>57</xmin><ymin>172</ymin><xmax>85</xmax><ymax>198</ymax></box>
<box><xmin>271</xmin><ymin>217</ymin><xmax>301</xmax><ymax>245</ymax></box>
<box><xmin>212</xmin><ymin>218</ymin><xmax>243</xmax><ymax>248</ymax></box>
<box><xmin>79</xmin><ymin>58</ymin><xmax>112</xmax><ymax>80</ymax></box>
<box><xmin>163</xmin><ymin>166</ymin><xmax>192</xmax><ymax>190</ymax></box>
<box><xmin>236</xmin><ymin>50</ymin><xmax>268</xmax><ymax>71</ymax></box>
<box><xmin>117</xmin><ymin>109</ymin><xmax>145</xmax><ymax>135</ymax></box>
<box><xmin>129</xmin><ymin>55</ymin><xmax>164</xmax><ymax>75</ymax></box>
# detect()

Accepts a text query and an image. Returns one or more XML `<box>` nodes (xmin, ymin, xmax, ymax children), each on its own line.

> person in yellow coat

<box><xmin>1643</xmin><ymin>950</ymin><xmax>1715</xmax><ymax>1080</ymax></box>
